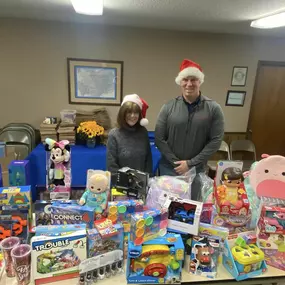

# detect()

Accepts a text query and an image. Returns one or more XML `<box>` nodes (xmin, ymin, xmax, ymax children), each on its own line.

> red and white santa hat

<box><xmin>175</xmin><ymin>59</ymin><xmax>205</xmax><ymax>85</ymax></box>
<box><xmin>121</xmin><ymin>94</ymin><xmax>149</xmax><ymax>126</ymax></box>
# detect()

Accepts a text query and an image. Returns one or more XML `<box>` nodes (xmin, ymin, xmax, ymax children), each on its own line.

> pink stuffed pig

<box><xmin>250</xmin><ymin>154</ymin><xmax>285</xmax><ymax>199</ymax></box>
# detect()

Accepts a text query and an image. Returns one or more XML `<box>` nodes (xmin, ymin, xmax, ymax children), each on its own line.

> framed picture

<box><xmin>231</xmin><ymin>66</ymin><xmax>248</xmax><ymax>86</ymax></box>
<box><xmin>226</xmin><ymin>90</ymin><xmax>246</xmax><ymax>107</ymax></box>
<box><xmin>67</xmin><ymin>58</ymin><xmax>124</xmax><ymax>105</ymax></box>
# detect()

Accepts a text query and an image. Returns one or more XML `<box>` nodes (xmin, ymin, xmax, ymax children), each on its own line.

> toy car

<box><xmin>173</xmin><ymin>209</ymin><xmax>195</xmax><ymax>224</ymax></box>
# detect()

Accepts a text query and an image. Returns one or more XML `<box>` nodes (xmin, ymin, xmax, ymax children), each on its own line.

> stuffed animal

<box><xmin>45</xmin><ymin>138</ymin><xmax>70</xmax><ymax>186</ymax></box>
<box><xmin>79</xmin><ymin>170</ymin><xmax>110</xmax><ymax>219</ymax></box>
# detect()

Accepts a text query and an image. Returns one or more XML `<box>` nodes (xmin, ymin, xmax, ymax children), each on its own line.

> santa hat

<box><xmin>175</xmin><ymin>59</ymin><xmax>205</xmax><ymax>85</ymax></box>
<box><xmin>121</xmin><ymin>94</ymin><xmax>149</xmax><ymax>126</ymax></box>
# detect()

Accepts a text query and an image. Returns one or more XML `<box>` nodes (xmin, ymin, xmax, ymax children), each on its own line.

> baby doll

<box><xmin>79</xmin><ymin>171</ymin><xmax>110</xmax><ymax>219</ymax></box>
<box><xmin>218</xmin><ymin>167</ymin><xmax>244</xmax><ymax>207</ymax></box>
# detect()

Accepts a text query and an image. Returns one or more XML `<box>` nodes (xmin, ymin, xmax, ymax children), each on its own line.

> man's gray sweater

<box><xmin>106</xmin><ymin>126</ymin><xmax>153</xmax><ymax>174</ymax></box>
<box><xmin>155</xmin><ymin>95</ymin><xmax>224</xmax><ymax>172</ymax></box>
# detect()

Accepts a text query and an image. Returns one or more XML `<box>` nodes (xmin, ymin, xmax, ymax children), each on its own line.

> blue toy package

<box><xmin>87</xmin><ymin>220</ymin><xmax>124</xmax><ymax>258</ymax></box>
<box><xmin>50</xmin><ymin>200</ymin><xmax>95</xmax><ymax>229</ymax></box>
<box><xmin>8</xmin><ymin>160</ymin><xmax>30</xmax><ymax>186</ymax></box>
<box><xmin>127</xmin><ymin>233</ymin><xmax>184</xmax><ymax>284</ymax></box>
<box><xmin>189</xmin><ymin>235</ymin><xmax>221</xmax><ymax>279</ymax></box>
<box><xmin>35</xmin><ymin>224</ymin><xmax>86</xmax><ymax>236</ymax></box>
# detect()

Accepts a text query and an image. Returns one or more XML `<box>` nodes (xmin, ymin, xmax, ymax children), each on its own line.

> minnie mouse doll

<box><xmin>45</xmin><ymin>138</ymin><xmax>70</xmax><ymax>187</ymax></box>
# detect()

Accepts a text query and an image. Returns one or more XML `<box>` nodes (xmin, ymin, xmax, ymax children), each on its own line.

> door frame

<box><xmin>247</xmin><ymin>60</ymin><xmax>285</xmax><ymax>136</ymax></box>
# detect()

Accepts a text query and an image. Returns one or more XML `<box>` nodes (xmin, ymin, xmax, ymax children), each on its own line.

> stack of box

<box><xmin>57</xmin><ymin>122</ymin><xmax>76</xmax><ymax>144</ymax></box>
<box><xmin>39</xmin><ymin>121</ymin><xmax>58</xmax><ymax>142</ymax></box>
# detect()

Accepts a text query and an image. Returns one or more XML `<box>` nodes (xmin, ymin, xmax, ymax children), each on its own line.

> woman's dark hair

<box><xmin>117</xmin><ymin>101</ymin><xmax>142</xmax><ymax>129</ymax></box>
<box><xmin>221</xmin><ymin>167</ymin><xmax>244</xmax><ymax>182</ymax></box>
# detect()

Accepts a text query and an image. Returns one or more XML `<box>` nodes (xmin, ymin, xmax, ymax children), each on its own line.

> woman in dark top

<box><xmin>106</xmin><ymin>94</ymin><xmax>152</xmax><ymax>175</ymax></box>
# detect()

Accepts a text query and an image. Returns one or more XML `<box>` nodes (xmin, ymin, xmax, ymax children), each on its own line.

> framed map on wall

<box><xmin>67</xmin><ymin>58</ymin><xmax>124</xmax><ymax>105</ymax></box>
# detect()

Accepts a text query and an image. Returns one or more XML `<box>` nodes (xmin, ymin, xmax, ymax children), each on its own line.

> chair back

<box><xmin>230</xmin><ymin>140</ymin><xmax>257</xmax><ymax>161</ymax></box>
<box><xmin>219</xmin><ymin>141</ymin><xmax>231</xmax><ymax>160</ymax></box>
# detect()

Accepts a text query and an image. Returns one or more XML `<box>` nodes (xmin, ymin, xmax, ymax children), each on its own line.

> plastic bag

<box><xmin>146</xmin><ymin>167</ymin><xmax>196</xmax><ymax>210</ymax></box>
<box><xmin>193</xmin><ymin>172</ymin><xmax>214</xmax><ymax>203</ymax></box>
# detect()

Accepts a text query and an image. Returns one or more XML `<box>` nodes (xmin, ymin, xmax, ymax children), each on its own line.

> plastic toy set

<box><xmin>223</xmin><ymin>232</ymin><xmax>267</xmax><ymax>281</ymax></box>
<box><xmin>87</xmin><ymin>219</ymin><xmax>124</xmax><ymax>258</ymax></box>
<box><xmin>164</xmin><ymin>196</ymin><xmax>203</xmax><ymax>236</ymax></box>
<box><xmin>214</xmin><ymin>161</ymin><xmax>250</xmax><ymax>216</ymax></box>
<box><xmin>127</xmin><ymin>233</ymin><xmax>184</xmax><ymax>284</ymax></box>
<box><xmin>50</xmin><ymin>200</ymin><xmax>95</xmax><ymax>229</ymax></box>
<box><xmin>31</xmin><ymin>228</ymin><xmax>87</xmax><ymax>285</ymax></box>
<box><xmin>130</xmin><ymin>208</ymin><xmax>168</xmax><ymax>246</ymax></box>
<box><xmin>107</xmin><ymin>199</ymin><xmax>144</xmax><ymax>232</ymax></box>
<box><xmin>45</xmin><ymin>138</ymin><xmax>71</xmax><ymax>200</ymax></box>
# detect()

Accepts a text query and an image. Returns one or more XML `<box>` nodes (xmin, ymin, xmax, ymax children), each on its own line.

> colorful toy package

<box><xmin>127</xmin><ymin>233</ymin><xmax>184</xmax><ymax>284</ymax></box>
<box><xmin>35</xmin><ymin>224</ymin><xmax>86</xmax><ymax>237</ymax></box>
<box><xmin>0</xmin><ymin>186</ymin><xmax>32</xmax><ymax>218</ymax></box>
<box><xmin>45</xmin><ymin>138</ymin><xmax>71</xmax><ymax>200</ymax></box>
<box><xmin>50</xmin><ymin>200</ymin><xmax>95</xmax><ymax>229</ymax></box>
<box><xmin>31</xmin><ymin>229</ymin><xmax>87</xmax><ymax>285</ymax></box>
<box><xmin>214</xmin><ymin>161</ymin><xmax>250</xmax><ymax>216</ymax></box>
<box><xmin>35</xmin><ymin>200</ymin><xmax>52</xmax><ymax>227</ymax></box>
<box><xmin>163</xmin><ymin>196</ymin><xmax>202</xmax><ymax>236</ymax></box>
<box><xmin>189</xmin><ymin>235</ymin><xmax>221</xmax><ymax>278</ymax></box>
<box><xmin>8</xmin><ymin>160</ymin><xmax>30</xmax><ymax>186</ymax></box>
<box><xmin>108</xmin><ymin>199</ymin><xmax>144</xmax><ymax>232</ymax></box>
<box><xmin>223</xmin><ymin>231</ymin><xmax>267</xmax><ymax>281</ymax></box>
<box><xmin>87</xmin><ymin>219</ymin><xmax>124</xmax><ymax>258</ymax></box>
<box><xmin>130</xmin><ymin>208</ymin><xmax>168</xmax><ymax>246</ymax></box>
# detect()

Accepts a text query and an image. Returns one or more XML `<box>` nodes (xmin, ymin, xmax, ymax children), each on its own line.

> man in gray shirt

<box><xmin>155</xmin><ymin>59</ymin><xmax>224</xmax><ymax>199</ymax></box>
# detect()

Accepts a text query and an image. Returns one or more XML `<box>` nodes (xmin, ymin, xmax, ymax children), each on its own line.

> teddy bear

<box><xmin>79</xmin><ymin>170</ymin><xmax>110</xmax><ymax>219</ymax></box>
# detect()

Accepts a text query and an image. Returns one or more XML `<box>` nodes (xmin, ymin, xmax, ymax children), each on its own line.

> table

<box><xmin>2</xmin><ymin>264</ymin><xmax>285</xmax><ymax>285</ymax></box>
<box><xmin>26</xmin><ymin>143</ymin><xmax>161</xmax><ymax>201</ymax></box>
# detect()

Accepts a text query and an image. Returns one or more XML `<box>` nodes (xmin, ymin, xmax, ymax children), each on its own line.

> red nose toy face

<box><xmin>200</xmin><ymin>256</ymin><xmax>210</xmax><ymax>263</ymax></box>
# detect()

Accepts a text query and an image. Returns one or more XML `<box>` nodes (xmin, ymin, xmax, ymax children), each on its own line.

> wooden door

<box><xmin>248</xmin><ymin>61</ymin><xmax>285</xmax><ymax>159</ymax></box>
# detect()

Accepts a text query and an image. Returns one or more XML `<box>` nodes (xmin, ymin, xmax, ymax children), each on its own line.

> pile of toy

<box><xmin>1</xmin><ymin>138</ymin><xmax>285</xmax><ymax>285</ymax></box>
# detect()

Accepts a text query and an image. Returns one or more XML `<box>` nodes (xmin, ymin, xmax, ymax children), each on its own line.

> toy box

<box><xmin>35</xmin><ymin>224</ymin><xmax>86</xmax><ymax>237</ymax></box>
<box><xmin>79</xmin><ymin>249</ymin><xmax>124</xmax><ymax>283</ymax></box>
<box><xmin>127</xmin><ymin>233</ymin><xmax>184</xmax><ymax>284</ymax></box>
<box><xmin>45</xmin><ymin>139</ymin><xmax>71</xmax><ymax>200</ymax></box>
<box><xmin>189</xmin><ymin>235</ymin><xmax>221</xmax><ymax>278</ymax></box>
<box><xmin>211</xmin><ymin>205</ymin><xmax>252</xmax><ymax>234</ymax></box>
<box><xmin>50</xmin><ymin>200</ymin><xmax>95</xmax><ymax>229</ymax></box>
<box><xmin>130</xmin><ymin>208</ymin><xmax>168</xmax><ymax>246</ymax></box>
<box><xmin>163</xmin><ymin>196</ymin><xmax>202</xmax><ymax>236</ymax></box>
<box><xmin>0</xmin><ymin>186</ymin><xmax>32</xmax><ymax>218</ymax></box>
<box><xmin>214</xmin><ymin>161</ymin><xmax>250</xmax><ymax>216</ymax></box>
<box><xmin>0</xmin><ymin>208</ymin><xmax>29</xmax><ymax>242</ymax></box>
<box><xmin>114</xmin><ymin>167</ymin><xmax>149</xmax><ymax>201</ymax></box>
<box><xmin>223</xmin><ymin>231</ymin><xmax>267</xmax><ymax>281</ymax></box>
<box><xmin>87</xmin><ymin>219</ymin><xmax>124</xmax><ymax>258</ymax></box>
<box><xmin>8</xmin><ymin>160</ymin><xmax>30</xmax><ymax>186</ymax></box>
<box><xmin>31</xmin><ymin>229</ymin><xmax>87</xmax><ymax>285</ymax></box>
<box><xmin>257</xmin><ymin>227</ymin><xmax>285</xmax><ymax>270</ymax></box>
<box><xmin>35</xmin><ymin>200</ymin><xmax>52</xmax><ymax>227</ymax></box>
<box><xmin>258</xmin><ymin>204</ymin><xmax>285</xmax><ymax>234</ymax></box>
<box><xmin>111</xmin><ymin>188</ymin><xmax>130</xmax><ymax>201</ymax></box>
<box><xmin>108</xmin><ymin>199</ymin><xmax>144</xmax><ymax>232</ymax></box>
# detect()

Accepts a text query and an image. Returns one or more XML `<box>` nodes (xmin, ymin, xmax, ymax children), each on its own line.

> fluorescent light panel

<box><xmin>251</xmin><ymin>11</ymin><xmax>285</xmax><ymax>29</ymax></box>
<box><xmin>71</xmin><ymin>0</ymin><xmax>103</xmax><ymax>15</ymax></box>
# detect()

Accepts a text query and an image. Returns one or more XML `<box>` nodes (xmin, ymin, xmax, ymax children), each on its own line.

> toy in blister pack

<box><xmin>108</xmin><ymin>199</ymin><xmax>144</xmax><ymax>232</ymax></box>
<box><xmin>114</xmin><ymin>167</ymin><xmax>149</xmax><ymax>201</ymax></box>
<box><xmin>164</xmin><ymin>196</ymin><xmax>202</xmax><ymax>236</ymax></box>
<box><xmin>130</xmin><ymin>208</ymin><xmax>168</xmax><ymax>246</ymax></box>
<box><xmin>50</xmin><ymin>200</ymin><xmax>95</xmax><ymax>229</ymax></box>
<box><xmin>79</xmin><ymin>249</ymin><xmax>124</xmax><ymax>284</ymax></box>
<box><xmin>214</xmin><ymin>161</ymin><xmax>250</xmax><ymax>216</ymax></box>
<box><xmin>31</xmin><ymin>229</ymin><xmax>87</xmax><ymax>285</ymax></box>
<box><xmin>127</xmin><ymin>233</ymin><xmax>184</xmax><ymax>284</ymax></box>
<box><xmin>45</xmin><ymin>138</ymin><xmax>71</xmax><ymax>200</ymax></box>
<box><xmin>87</xmin><ymin>219</ymin><xmax>124</xmax><ymax>258</ymax></box>
<box><xmin>189</xmin><ymin>236</ymin><xmax>220</xmax><ymax>278</ymax></box>
<box><xmin>8</xmin><ymin>160</ymin><xmax>30</xmax><ymax>186</ymax></box>
<box><xmin>223</xmin><ymin>231</ymin><xmax>267</xmax><ymax>281</ymax></box>
<box><xmin>79</xmin><ymin>169</ymin><xmax>111</xmax><ymax>220</ymax></box>
<box><xmin>111</xmin><ymin>188</ymin><xmax>130</xmax><ymax>201</ymax></box>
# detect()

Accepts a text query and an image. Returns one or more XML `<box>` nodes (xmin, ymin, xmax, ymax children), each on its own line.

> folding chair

<box><xmin>208</xmin><ymin>141</ymin><xmax>230</xmax><ymax>171</ymax></box>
